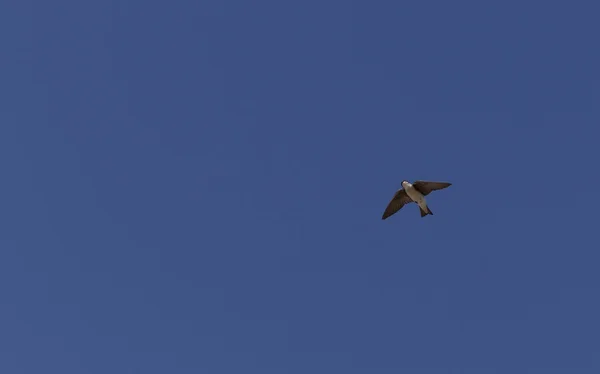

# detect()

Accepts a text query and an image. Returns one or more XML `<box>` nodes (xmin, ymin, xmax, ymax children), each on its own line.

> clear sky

<box><xmin>1</xmin><ymin>1</ymin><xmax>599</xmax><ymax>373</ymax></box>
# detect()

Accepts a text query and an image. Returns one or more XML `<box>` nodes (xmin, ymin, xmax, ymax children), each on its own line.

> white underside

<box><xmin>404</xmin><ymin>183</ymin><xmax>427</xmax><ymax>211</ymax></box>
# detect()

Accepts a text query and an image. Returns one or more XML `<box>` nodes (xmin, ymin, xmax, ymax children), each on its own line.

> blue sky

<box><xmin>1</xmin><ymin>1</ymin><xmax>599</xmax><ymax>373</ymax></box>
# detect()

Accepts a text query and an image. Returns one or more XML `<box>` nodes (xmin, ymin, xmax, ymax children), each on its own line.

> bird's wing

<box><xmin>382</xmin><ymin>189</ymin><xmax>413</xmax><ymax>220</ymax></box>
<box><xmin>412</xmin><ymin>180</ymin><xmax>452</xmax><ymax>196</ymax></box>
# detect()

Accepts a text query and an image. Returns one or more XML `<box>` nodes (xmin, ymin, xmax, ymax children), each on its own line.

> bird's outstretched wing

<box><xmin>412</xmin><ymin>181</ymin><xmax>452</xmax><ymax>196</ymax></box>
<box><xmin>382</xmin><ymin>189</ymin><xmax>413</xmax><ymax>220</ymax></box>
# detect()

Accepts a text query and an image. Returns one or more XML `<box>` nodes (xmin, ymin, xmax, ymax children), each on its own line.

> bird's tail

<box><xmin>420</xmin><ymin>205</ymin><xmax>433</xmax><ymax>217</ymax></box>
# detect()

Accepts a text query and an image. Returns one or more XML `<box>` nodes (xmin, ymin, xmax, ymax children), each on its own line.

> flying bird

<box><xmin>382</xmin><ymin>180</ymin><xmax>452</xmax><ymax>220</ymax></box>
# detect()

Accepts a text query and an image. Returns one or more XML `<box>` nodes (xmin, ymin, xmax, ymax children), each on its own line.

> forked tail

<box><xmin>419</xmin><ymin>205</ymin><xmax>433</xmax><ymax>217</ymax></box>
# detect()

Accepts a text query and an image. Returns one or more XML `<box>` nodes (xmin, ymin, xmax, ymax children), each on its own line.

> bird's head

<box><xmin>401</xmin><ymin>180</ymin><xmax>409</xmax><ymax>187</ymax></box>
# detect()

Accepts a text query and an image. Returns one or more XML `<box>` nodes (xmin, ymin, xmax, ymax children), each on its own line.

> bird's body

<box><xmin>382</xmin><ymin>180</ymin><xmax>451</xmax><ymax>220</ymax></box>
<box><xmin>402</xmin><ymin>181</ymin><xmax>429</xmax><ymax>215</ymax></box>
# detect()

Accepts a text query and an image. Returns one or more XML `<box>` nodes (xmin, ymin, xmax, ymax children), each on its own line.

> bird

<box><xmin>382</xmin><ymin>180</ymin><xmax>452</xmax><ymax>220</ymax></box>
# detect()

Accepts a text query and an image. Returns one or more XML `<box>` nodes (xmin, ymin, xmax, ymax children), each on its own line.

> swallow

<box><xmin>382</xmin><ymin>180</ymin><xmax>452</xmax><ymax>219</ymax></box>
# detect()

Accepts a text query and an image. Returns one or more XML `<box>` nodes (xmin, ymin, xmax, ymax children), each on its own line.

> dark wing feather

<box><xmin>382</xmin><ymin>189</ymin><xmax>413</xmax><ymax>220</ymax></box>
<box><xmin>412</xmin><ymin>180</ymin><xmax>452</xmax><ymax>196</ymax></box>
